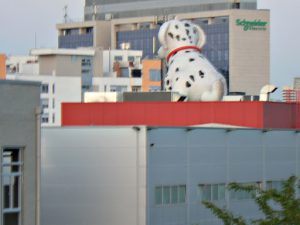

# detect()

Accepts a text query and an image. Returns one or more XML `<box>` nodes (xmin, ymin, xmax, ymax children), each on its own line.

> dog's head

<box><xmin>158</xmin><ymin>19</ymin><xmax>206</xmax><ymax>58</ymax></box>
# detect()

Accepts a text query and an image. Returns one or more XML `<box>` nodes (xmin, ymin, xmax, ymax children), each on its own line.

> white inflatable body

<box><xmin>158</xmin><ymin>19</ymin><xmax>227</xmax><ymax>101</ymax></box>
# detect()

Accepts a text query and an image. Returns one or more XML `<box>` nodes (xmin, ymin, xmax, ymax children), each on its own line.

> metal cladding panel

<box><xmin>147</xmin><ymin>128</ymin><xmax>300</xmax><ymax>225</ymax></box>
<box><xmin>41</xmin><ymin>127</ymin><xmax>147</xmax><ymax>225</ymax></box>
<box><xmin>62</xmin><ymin>101</ymin><xmax>270</xmax><ymax>128</ymax></box>
<box><xmin>263</xmin><ymin>102</ymin><xmax>299</xmax><ymax>129</ymax></box>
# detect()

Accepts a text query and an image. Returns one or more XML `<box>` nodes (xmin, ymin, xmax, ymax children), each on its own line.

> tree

<box><xmin>202</xmin><ymin>176</ymin><xmax>300</xmax><ymax>225</ymax></box>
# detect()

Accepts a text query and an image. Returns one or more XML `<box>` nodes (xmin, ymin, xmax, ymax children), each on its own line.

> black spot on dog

<box><xmin>193</xmin><ymin>28</ymin><xmax>197</xmax><ymax>34</ymax></box>
<box><xmin>186</xmin><ymin>29</ymin><xmax>190</xmax><ymax>35</ymax></box>
<box><xmin>182</xmin><ymin>38</ymin><xmax>186</xmax><ymax>41</ymax></box>
<box><xmin>170</xmin><ymin>60</ymin><xmax>174</xmax><ymax>65</ymax></box>
<box><xmin>185</xmin><ymin>23</ymin><xmax>190</xmax><ymax>27</ymax></box>
<box><xmin>168</xmin><ymin>87</ymin><xmax>172</xmax><ymax>91</ymax></box>
<box><xmin>175</xmin><ymin>67</ymin><xmax>179</xmax><ymax>72</ymax></box>
<box><xmin>189</xmin><ymin>58</ymin><xmax>195</xmax><ymax>62</ymax></box>
<box><xmin>199</xmin><ymin>70</ymin><xmax>205</xmax><ymax>78</ymax></box>
<box><xmin>189</xmin><ymin>35</ymin><xmax>192</xmax><ymax>40</ymax></box>
<box><xmin>175</xmin><ymin>25</ymin><xmax>179</xmax><ymax>29</ymax></box>
<box><xmin>186</xmin><ymin>81</ymin><xmax>191</xmax><ymax>88</ymax></box>
<box><xmin>168</xmin><ymin>32</ymin><xmax>174</xmax><ymax>39</ymax></box>
<box><xmin>189</xmin><ymin>75</ymin><xmax>195</xmax><ymax>82</ymax></box>
<box><xmin>190</xmin><ymin>41</ymin><xmax>193</xmax><ymax>44</ymax></box>
<box><xmin>176</xmin><ymin>77</ymin><xmax>179</xmax><ymax>81</ymax></box>
<box><xmin>176</xmin><ymin>35</ymin><xmax>180</xmax><ymax>41</ymax></box>
<box><xmin>166</xmin><ymin>79</ymin><xmax>170</xmax><ymax>85</ymax></box>
<box><xmin>185</xmin><ymin>50</ymin><xmax>191</xmax><ymax>53</ymax></box>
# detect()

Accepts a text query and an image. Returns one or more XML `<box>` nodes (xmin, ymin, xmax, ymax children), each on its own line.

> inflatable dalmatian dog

<box><xmin>158</xmin><ymin>18</ymin><xmax>227</xmax><ymax>101</ymax></box>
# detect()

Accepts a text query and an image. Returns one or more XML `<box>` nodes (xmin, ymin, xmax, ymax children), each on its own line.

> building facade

<box><xmin>84</xmin><ymin>0</ymin><xmax>257</xmax><ymax>20</ymax></box>
<box><xmin>0</xmin><ymin>80</ymin><xmax>40</xmax><ymax>225</ymax></box>
<box><xmin>41</xmin><ymin>126</ymin><xmax>300</xmax><ymax>225</ymax></box>
<box><xmin>6</xmin><ymin>48</ymin><xmax>143</xmax><ymax>126</ymax></box>
<box><xmin>112</xmin><ymin>9</ymin><xmax>270</xmax><ymax>95</ymax></box>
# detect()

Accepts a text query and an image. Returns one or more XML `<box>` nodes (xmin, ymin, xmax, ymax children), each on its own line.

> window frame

<box><xmin>1</xmin><ymin>147</ymin><xmax>24</xmax><ymax>225</ymax></box>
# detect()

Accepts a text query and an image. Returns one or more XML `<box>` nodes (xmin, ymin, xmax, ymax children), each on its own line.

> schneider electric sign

<box><xmin>236</xmin><ymin>19</ymin><xmax>268</xmax><ymax>31</ymax></box>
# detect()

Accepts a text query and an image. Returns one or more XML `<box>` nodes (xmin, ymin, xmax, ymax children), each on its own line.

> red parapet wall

<box><xmin>61</xmin><ymin>101</ymin><xmax>300</xmax><ymax>129</ymax></box>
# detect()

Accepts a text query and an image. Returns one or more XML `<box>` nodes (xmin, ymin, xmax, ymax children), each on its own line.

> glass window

<box><xmin>178</xmin><ymin>185</ymin><xmax>186</xmax><ymax>203</ymax></box>
<box><xmin>128</xmin><ymin>56</ymin><xmax>135</xmax><ymax>62</ymax></box>
<box><xmin>114</xmin><ymin>56</ymin><xmax>123</xmax><ymax>61</ymax></box>
<box><xmin>171</xmin><ymin>186</ymin><xmax>178</xmax><ymax>204</ymax></box>
<box><xmin>155</xmin><ymin>186</ymin><xmax>162</xmax><ymax>205</ymax></box>
<box><xmin>41</xmin><ymin>83</ymin><xmax>49</xmax><ymax>93</ymax></box>
<box><xmin>41</xmin><ymin>113</ymin><xmax>49</xmax><ymax>123</ymax></box>
<box><xmin>2</xmin><ymin>148</ymin><xmax>22</xmax><ymax>225</ymax></box>
<box><xmin>110</xmin><ymin>85</ymin><xmax>127</xmax><ymax>93</ymax></box>
<box><xmin>266</xmin><ymin>181</ymin><xmax>283</xmax><ymax>191</ymax></box>
<box><xmin>149</xmin><ymin>86</ymin><xmax>161</xmax><ymax>92</ymax></box>
<box><xmin>40</xmin><ymin>98</ymin><xmax>49</xmax><ymax>110</ymax></box>
<box><xmin>199</xmin><ymin>184</ymin><xmax>211</xmax><ymax>201</ymax></box>
<box><xmin>149</xmin><ymin>69</ymin><xmax>161</xmax><ymax>81</ymax></box>
<box><xmin>155</xmin><ymin>185</ymin><xmax>186</xmax><ymax>205</ymax></box>
<box><xmin>199</xmin><ymin>184</ymin><xmax>225</xmax><ymax>201</ymax></box>
<box><xmin>163</xmin><ymin>186</ymin><xmax>170</xmax><ymax>204</ymax></box>
<box><xmin>120</xmin><ymin>68</ymin><xmax>129</xmax><ymax>77</ymax></box>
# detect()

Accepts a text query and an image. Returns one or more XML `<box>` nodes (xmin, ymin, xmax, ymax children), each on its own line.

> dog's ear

<box><xmin>193</xmin><ymin>25</ymin><xmax>206</xmax><ymax>49</ymax></box>
<box><xmin>158</xmin><ymin>21</ymin><xmax>171</xmax><ymax>50</ymax></box>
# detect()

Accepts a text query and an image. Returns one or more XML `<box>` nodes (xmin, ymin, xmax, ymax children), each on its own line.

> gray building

<box><xmin>84</xmin><ymin>0</ymin><xmax>257</xmax><ymax>20</ymax></box>
<box><xmin>0</xmin><ymin>80</ymin><xmax>41</xmax><ymax>225</ymax></box>
<box><xmin>41</xmin><ymin>126</ymin><xmax>300</xmax><ymax>225</ymax></box>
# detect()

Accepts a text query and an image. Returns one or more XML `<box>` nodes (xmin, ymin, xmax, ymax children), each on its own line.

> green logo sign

<box><xmin>236</xmin><ymin>19</ymin><xmax>268</xmax><ymax>31</ymax></box>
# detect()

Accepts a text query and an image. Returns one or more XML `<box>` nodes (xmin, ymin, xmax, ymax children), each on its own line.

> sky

<box><xmin>0</xmin><ymin>0</ymin><xmax>299</xmax><ymax>99</ymax></box>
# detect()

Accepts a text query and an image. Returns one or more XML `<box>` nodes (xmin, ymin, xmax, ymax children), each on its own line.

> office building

<box><xmin>0</xmin><ymin>80</ymin><xmax>40</xmax><ymax>225</ymax></box>
<box><xmin>84</xmin><ymin>0</ymin><xmax>257</xmax><ymax>20</ymax></box>
<box><xmin>57</xmin><ymin>20</ymin><xmax>111</xmax><ymax>49</ymax></box>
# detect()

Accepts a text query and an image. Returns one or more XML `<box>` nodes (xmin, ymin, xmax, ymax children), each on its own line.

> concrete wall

<box><xmin>39</xmin><ymin>55</ymin><xmax>82</xmax><ymax>76</ymax></box>
<box><xmin>147</xmin><ymin>128</ymin><xmax>300</xmax><ymax>225</ymax></box>
<box><xmin>41</xmin><ymin>126</ymin><xmax>147</xmax><ymax>225</ymax></box>
<box><xmin>0</xmin><ymin>80</ymin><xmax>40</xmax><ymax>225</ymax></box>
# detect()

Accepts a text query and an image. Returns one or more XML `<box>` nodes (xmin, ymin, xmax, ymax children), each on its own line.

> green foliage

<box><xmin>202</xmin><ymin>176</ymin><xmax>300</xmax><ymax>225</ymax></box>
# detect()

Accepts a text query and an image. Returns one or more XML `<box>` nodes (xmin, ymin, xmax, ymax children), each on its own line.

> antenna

<box><xmin>63</xmin><ymin>5</ymin><xmax>68</xmax><ymax>23</ymax></box>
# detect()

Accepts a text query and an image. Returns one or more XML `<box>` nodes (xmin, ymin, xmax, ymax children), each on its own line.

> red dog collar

<box><xmin>166</xmin><ymin>46</ymin><xmax>202</xmax><ymax>63</ymax></box>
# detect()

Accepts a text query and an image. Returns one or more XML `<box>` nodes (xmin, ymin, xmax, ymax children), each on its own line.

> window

<box><xmin>120</xmin><ymin>68</ymin><xmax>129</xmax><ymax>77</ymax></box>
<box><xmin>110</xmin><ymin>85</ymin><xmax>127</xmax><ymax>93</ymax></box>
<box><xmin>41</xmin><ymin>83</ymin><xmax>49</xmax><ymax>93</ymax></box>
<box><xmin>149</xmin><ymin>69</ymin><xmax>161</xmax><ymax>81</ymax></box>
<box><xmin>86</xmin><ymin>27</ymin><xmax>93</xmax><ymax>34</ymax></box>
<box><xmin>266</xmin><ymin>181</ymin><xmax>284</xmax><ymax>191</ymax></box>
<box><xmin>40</xmin><ymin>98</ymin><xmax>49</xmax><ymax>110</ymax></box>
<box><xmin>229</xmin><ymin>182</ymin><xmax>259</xmax><ymax>200</ymax></box>
<box><xmin>41</xmin><ymin>113</ymin><xmax>49</xmax><ymax>123</ymax></box>
<box><xmin>2</xmin><ymin>148</ymin><xmax>23</xmax><ymax>225</ymax></box>
<box><xmin>149</xmin><ymin>86</ymin><xmax>161</xmax><ymax>92</ymax></box>
<box><xmin>128</xmin><ymin>56</ymin><xmax>135</xmax><ymax>62</ymax></box>
<box><xmin>198</xmin><ymin>184</ymin><xmax>225</xmax><ymax>201</ymax></box>
<box><xmin>114</xmin><ymin>56</ymin><xmax>123</xmax><ymax>61</ymax></box>
<box><xmin>155</xmin><ymin>185</ymin><xmax>186</xmax><ymax>205</ymax></box>
<box><xmin>52</xmin><ymin>84</ymin><xmax>55</xmax><ymax>94</ymax></box>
